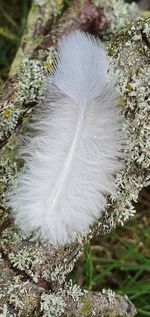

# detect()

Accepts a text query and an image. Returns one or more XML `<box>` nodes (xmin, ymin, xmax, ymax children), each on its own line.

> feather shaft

<box><xmin>47</xmin><ymin>103</ymin><xmax>85</xmax><ymax>208</ymax></box>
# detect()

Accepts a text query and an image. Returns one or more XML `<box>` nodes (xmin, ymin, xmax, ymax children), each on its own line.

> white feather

<box><xmin>6</xmin><ymin>31</ymin><xmax>125</xmax><ymax>245</ymax></box>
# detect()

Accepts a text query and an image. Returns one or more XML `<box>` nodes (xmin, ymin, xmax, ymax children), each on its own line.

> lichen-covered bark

<box><xmin>0</xmin><ymin>257</ymin><xmax>136</xmax><ymax>317</ymax></box>
<box><xmin>64</xmin><ymin>291</ymin><xmax>136</xmax><ymax>317</ymax></box>
<box><xmin>0</xmin><ymin>0</ymin><xmax>149</xmax><ymax>316</ymax></box>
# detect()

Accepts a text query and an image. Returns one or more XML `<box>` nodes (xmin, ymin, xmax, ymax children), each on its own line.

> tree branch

<box><xmin>0</xmin><ymin>0</ymin><xmax>149</xmax><ymax>316</ymax></box>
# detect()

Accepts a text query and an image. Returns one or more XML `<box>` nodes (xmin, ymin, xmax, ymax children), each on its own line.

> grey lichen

<box><xmin>94</xmin><ymin>0</ymin><xmax>138</xmax><ymax>36</ymax></box>
<box><xmin>65</xmin><ymin>280</ymin><xmax>85</xmax><ymax>302</ymax></box>
<box><xmin>9</xmin><ymin>246</ymin><xmax>33</xmax><ymax>271</ymax></box>
<box><xmin>0</xmin><ymin>59</ymin><xmax>44</xmax><ymax>143</ymax></box>
<box><xmin>1</xmin><ymin>226</ymin><xmax>23</xmax><ymax>248</ymax></box>
<box><xmin>0</xmin><ymin>259</ymin><xmax>39</xmax><ymax>317</ymax></box>
<box><xmin>0</xmin><ymin>48</ymin><xmax>57</xmax><ymax>144</ymax></box>
<box><xmin>0</xmin><ymin>159</ymin><xmax>18</xmax><ymax>210</ymax></box>
<box><xmin>0</xmin><ymin>102</ymin><xmax>24</xmax><ymax>141</ymax></box>
<box><xmin>8</xmin><ymin>244</ymin><xmax>45</xmax><ymax>281</ymax></box>
<box><xmin>17</xmin><ymin>58</ymin><xmax>45</xmax><ymax>104</ymax></box>
<box><xmin>0</xmin><ymin>304</ymin><xmax>8</xmax><ymax>317</ymax></box>
<box><xmin>9</xmin><ymin>294</ymin><xmax>24</xmax><ymax>311</ymax></box>
<box><xmin>143</xmin><ymin>19</ymin><xmax>150</xmax><ymax>47</ymax></box>
<box><xmin>34</xmin><ymin>0</ymin><xmax>64</xmax><ymax>17</ymax></box>
<box><xmin>102</xmin><ymin>288</ymin><xmax>116</xmax><ymax>305</ymax></box>
<box><xmin>104</xmin><ymin>0</ymin><xmax>138</xmax><ymax>34</ymax></box>
<box><xmin>34</xmin><ymin>0</ymin><xmax>48</xmax><ymax>6</ymax></box>
<box><xmin>50</xmin><ymin>0</ymin><xmax>64</xmax><ymax>16</ymax></box>
<box><xmin>92</xmin><ymin>18</ymin><xmax>150</xmax><ymax>236</ymax></box>
<box><xmin>111</xmin><ymin>19</ymin><xmax>150</xmax><ymax>226</ymax></box>
<box><xmin>40</xmin><ymin>280</ymin><xmax>86</xmax><ymax>317</ymax></box>
<box><xmin>40</xmin><ymin>292</ymin><xmax>66</xmax><ymax>317</ymax></box>
<box><xmin>50</xmin><ymin>249</ymin><xmax>83</xmax><ymax>284</ymax></box>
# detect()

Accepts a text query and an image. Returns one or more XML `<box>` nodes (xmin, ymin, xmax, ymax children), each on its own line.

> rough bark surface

<box><xmin>0</xmin><ymin>0</ymin><xmax>149</xmax><ymax>316</ymax></box>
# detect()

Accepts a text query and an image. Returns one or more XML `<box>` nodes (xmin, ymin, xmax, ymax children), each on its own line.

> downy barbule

<box><xmin>6</xmin><ymin>31</ymin><xmax>125</xmax><ymax>245</ymax></box>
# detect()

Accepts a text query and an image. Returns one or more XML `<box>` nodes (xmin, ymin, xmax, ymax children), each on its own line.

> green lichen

<box><xmin>79</xmin><ymin>298</ymin><xmax>93</xmax><ymax>316</ymax></box>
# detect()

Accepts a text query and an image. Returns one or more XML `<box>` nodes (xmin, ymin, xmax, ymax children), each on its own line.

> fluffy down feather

<box><xmin>6</xmin><ymin>31</ymin><xmax>125</xmax><ymax>245</ymax></box>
